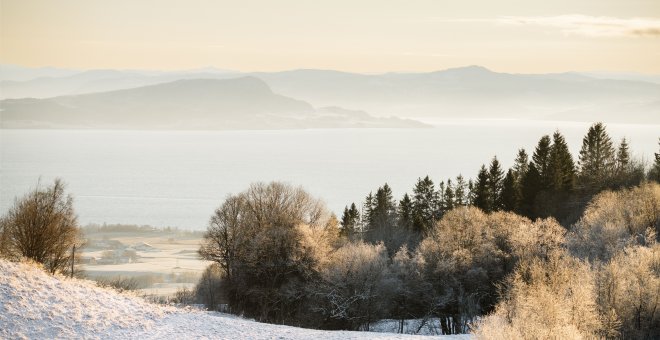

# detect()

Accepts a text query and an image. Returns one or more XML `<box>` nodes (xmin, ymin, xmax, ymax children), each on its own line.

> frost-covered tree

<box><xmin>473</xmin><ymin>251</ymin><xmax>603</xmax><ymax>340</ymax></box>
<box><xmin>198</xmin><ymin>182</ymin><xmax>336</xmax><ymax>323</ymax></box>
<box><xmin>568</xmin><ymin>182</ymin><xmax>660</xmax><ymax>262</ymax></box>
<box><xmin>316</xmin><ymin>242</ymin><xmax>392</xmax><ymax>331</ymax></box>
<box><xmin>597</xmin><ymin>242</ymin><xmax>660</xmax><ymax>339</ymax></box>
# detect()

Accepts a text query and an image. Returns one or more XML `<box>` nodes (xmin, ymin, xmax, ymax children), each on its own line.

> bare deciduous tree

<box><xmin>0</xmin><ymin>179</ymin><xmax>80</xmax><ymax>274</ymax></box>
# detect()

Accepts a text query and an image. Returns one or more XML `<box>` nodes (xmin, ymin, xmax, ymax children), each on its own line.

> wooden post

<box><xmin>71</xmin><ymin>245</ymin><xmax>75</xmax><ymax>278</ymax></box>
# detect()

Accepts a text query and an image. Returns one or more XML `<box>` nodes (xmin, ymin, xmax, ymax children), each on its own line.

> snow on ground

<box><xmin>0</xmin><ymin>260</ymin><xmax>470</xmax><ymax>339</ymax></box>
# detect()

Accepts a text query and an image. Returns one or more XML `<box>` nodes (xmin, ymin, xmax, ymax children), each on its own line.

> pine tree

<box><xmin>371</xmin><ymin>183</ymin><xmax>397</xmax><ymax>230</ymax></box>
<box><xmin>501</xmin><ymin>169</ymin><xmax>516</xmax><ymax>212</ymax></box>
<box><xmin>398</xmin><ymin>193</ymin><xmax>414</xmax><ymax>231</ymax></box>
<box><xmin>519</xmin><ymin>163</ymin><xmax>541</xmax><ymax>218</ymax></box>
<box><xmin>512</xmin><ymin>149</ymin><xmax>529</xmax><ymax>210</ymax></box>
<box><xmin>443</xmin><ymin>179</ymin><xmax>455</xmax><ymax>212</ymax></box>
<box><xmin>578</xmin><ymin>122</ymin><xmax>616</xmax><ymax>192</ymax></box>
<box><xmin>467</xmin><ymin>179</ymin><xmax>476</xmax><ymax>205</ymax></box>
<box><xmin>488</xmin><ymin>156</ymin><xmax>504</xmax><ymax>211</ymax></box>
<box><xmin>363</xmin><ymin>192</ymin><xmax>375</xmax><ymax>229</ymax></box>
<box><xmin>532</xmin><ymin>135</ymin><xmax>552</xmax><ymax>189</ymax></box>
<box><xmin>547</xmin><ymin>131</ymin><xmax>575</xmax><ymax>192</ymax></box>
<box><xmin>454</xmin><ymin>175</ymin><xmax>467</xmax><ymax>206</ymax></box>
<box><xmin>473</xmin><ymin>165</ymin><xmax>491</xmax><ymax>212</ymax></box>
<box><xmin>649</xmin><ymin>139</ymin><xmax>660</xmax><ymax>182</ymax></box>
<box><xmin>340</xmin><ymin>206</ymin><xmax>352</xmax><ymax>236</ymax></box>
<box><xmin>340</xmin><ymin>203</ymin><xmax>361</xmax><ymax>238</ymax></box>
<box><xmin>411</xmin><ymin>176</ymin><xmax>438</xmax><ymax>234</ymax></box>
<box><xmin>512</xmin><ymin>149</ymin><xmax>529</xmax><ymax>180</ymax></box>
<box><xmin>437</xmin><ymin>180</ymin><xmax>445</xmax><ymax>213</ymax></box>
<box><xmin>616</xmin><ymin>138</ymin><xmax>630</xmax><ymax>170</ymax></box>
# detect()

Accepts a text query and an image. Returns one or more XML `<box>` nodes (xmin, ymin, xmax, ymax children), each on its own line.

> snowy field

<box><xmin>81</xmin><ymin>230</ymin><xmax>210</xmax><ymax>297</ymax></box>
<box><xmin>0</xmin><ymin>260</ymin><xmax>470</xmax><ymax>339</ymax></box>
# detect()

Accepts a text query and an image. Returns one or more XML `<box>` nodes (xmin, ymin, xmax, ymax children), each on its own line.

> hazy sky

<box><xmin>2</xmin><ymin>0</ymin><xmax>660</xmax><ymax>73</ymax></box>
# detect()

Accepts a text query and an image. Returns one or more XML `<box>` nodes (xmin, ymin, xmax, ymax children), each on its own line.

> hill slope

<box><xmin>0</xmin><ymin>77</ymin><xmax>427</xmax><ymax>129</ymax></box>
<box><xmin>0</xmin><ymin>260</ymin><xmax>464</xmax><ymax>339</ymax></box>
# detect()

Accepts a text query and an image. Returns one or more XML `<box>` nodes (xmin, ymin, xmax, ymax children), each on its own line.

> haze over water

<box><xmin>2</xmin><ymin>120</ymin><xmax>657</xmax><ymax>229</ymax></box>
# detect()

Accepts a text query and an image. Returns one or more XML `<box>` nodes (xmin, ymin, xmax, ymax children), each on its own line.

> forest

<box><xmin>192</xmin><ymin>122</ymin><xmax>660</xmax><ymax>338</ymax></box>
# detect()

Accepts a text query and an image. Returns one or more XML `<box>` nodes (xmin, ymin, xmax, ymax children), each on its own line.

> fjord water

<box><xmin>1</xmin><ymin>121</ymin><xmax>658</xmax><ymax>229</ymax></box>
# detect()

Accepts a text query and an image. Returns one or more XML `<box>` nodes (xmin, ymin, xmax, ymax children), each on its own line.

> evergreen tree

<box><xmin>398</xmin><ymin>193</ymin><xmax>414</xmax><ymax>231</ymax></box>
<box><xmin>519</xmin><ymin>163</ymin><xmax>541</xmax><ymax>218</ymax></box>
<box><xmin>501</xmin><ymin>169</ymin><xmax>517</xmax><ymax>212</ymax></box>
<box><xmin>371</xmin><ymin>183</ymin><xmax>397</xmax><ymax>230</ymax></box>
<box><xmin>340</xmin><ymin>203</ymin><xmax>361</xmax><ymax>238</ymax></box>
<box><xmin>649</xmin><ymin>139</ymin><xmax>660</xmax><ymax>182</ymax></box>
<box><xmin>473</xmin><ymin>165</ymin><xmax>491</xmax><ymax>212</ymax></box>
<box><xmin>616</xmin><ymin>138</ymin><xmax>630</xmax><ymax>170</ymax></box>
<box><xmin>363</xmin><ymin>192</ymin><xmax>375</xmax><ymax>229</ymax></box>
<box><xmin>488</xmin><ymin>156</ymin><xmax>504</xmax><ymax>211</ymax></box>
<box><xmin>411</xmin><ymin>176</ymin><xmax>438</xmax><ymax>234</ymax></box>
<box><xmin>454</xmin><ymin>175</ymin><xmax>467</xmax><ymax>206</ymax></box>
<box><xmin>443</xmin><ymin>179</ymin><xmax>455</xmax><ymax>212</ymax></box>
<box><xmin>578</xmin><ymin>122</ymin><xmax>616</xmax><ymax>192</ymax></box>
<box><xmin>467</xmin><ymin>179</ymin><xmax>476</xmax><ymax>205</ymax></box>
<box><xmin>547</xmin><ymin>131</ymin><xmax>575</xmax><ymax>192</ymax></box>
<box><xmin>512</xmin><ymin>149</ymin><xmax>529</xmax><ymax>180</ymax></box>
<box><xmin>532</xmin><ymin>135</ymin><xmax>552</xmax><ymax>189</ymax></box>
<box><xmin>437</xmin><ymin>181</ymin><xmax>446</xmax><ymax>213</ymax></box>
<box><xmin>512</xmin><ymin>149</ymin><xmax>529</xmax><ymax>209</ymax></box>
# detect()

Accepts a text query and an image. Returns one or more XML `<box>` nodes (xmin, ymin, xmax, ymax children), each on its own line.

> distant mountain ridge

<box><xmin>1</xmin><ymin>64</ymin><xmax>659</xmax><ymax>124</ymax></box>
<box><xmin>0</xmin><ymin>77</ymin><xmax>428</xmax><ymax>129</ymax></box>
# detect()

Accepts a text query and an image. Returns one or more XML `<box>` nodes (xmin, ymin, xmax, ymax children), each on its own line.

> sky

<box><xmin>1</xmin><ymin>0</ymin><xmax>660</xmax><ymax>73</ymax></box>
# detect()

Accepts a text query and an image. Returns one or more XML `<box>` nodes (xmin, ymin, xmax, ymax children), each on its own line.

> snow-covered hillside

<box><xmin>0</xmin><ymin>260</ymin><xmax>468</xmax><ymax>339</ymax></box>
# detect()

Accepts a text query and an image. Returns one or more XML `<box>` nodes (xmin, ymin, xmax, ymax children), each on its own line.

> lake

<box><xmin>1</xmin><ymin>120</ymin><xmax>658</xmax><ymax>229</ymax></box>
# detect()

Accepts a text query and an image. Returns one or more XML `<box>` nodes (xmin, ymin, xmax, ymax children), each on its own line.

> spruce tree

<box><xmin>519</xmin><ymin>163</ymin><xmax>541</xmax><ymax>218</ymax></box>
<box><xmin>371</xmin><ymin>183</ymin><xmax>396</xmax><ymax>230</ymax></box>
<box><xmin>616</xmin><ymin>138</ymin><xmax>630</xmax><ymax>170</ymax></box>
<box><xmin>467</xmin><ymin>179</ymin><xmax>476</xmax><ymax>205</ymax></box>
<box><xmin>443</xmin><ymin>179</ymin><xmax>455</xmax><ymax>212</ymax></box>
<box><xmin>437</xmin><ymin>181</ymin><xmax>446</xmax><ymax>212</ymax></box>
<box><xmin>363</xmin><ymin>192</ymin><xmax>375</xmax><ymax>229</ymax></box>
<box><xmin>649</xmin><ymin>139</ymin><xmax>660</xmax><ymax>182</ymax></box>
<box><xmin>411</xmin><ymin>176</ymin><xmax>438</xmax><ymax>234</ymax></box>
<box><xmin>547</xmin><ymin>131</ymin><xmax>575</xmax><ymax>192</ymax></box>
<box><xmin>488</xmin><ymin>156</ymin><xmax>504</xmax><ymax>211</ymax></box>
<box><xmin>340</xmin><ymin>206</ymin><xmax>352</xmax><ymax>236</ymax></box>
<box><xmin>501</xmin><ymin>169</ymin><xmax>517</xmax><ymax>212</ymax></box>
<box><xmin>398</xmin><ymin>193</ymin><xmax>414</xmax><ymax>231</ymax></box>
<box><xmin>512</xmin><ymin>149</ymin><xmax>529</xmax><ymax>210</ymax></box>
<box><xmin>578</xmin><ymin>122</ymin><xmax>615</xmax><ymax>192</ymax></box>
<box><xmin>340</xmin><ymin>203</ymin><xmax>361</xmax><ymax>238</ymax></box>
<box><xmin>454</xmin><ymin>175</ymin><xmax>467</xmax><ymax>206</ymax></box>
<box><xmin>473</xmin><ymin>165</ymin><xmax>491</xmax><ymax>212</ymax></box>
<box><xmin>512</xmin><ymin>149</ymin><xmax>529</xmax><ymax>180</ymax></box>
<box><xmin>532</xmin><ymin>135</ymin><xmax>552</xmax><ymax>189</ymax></box>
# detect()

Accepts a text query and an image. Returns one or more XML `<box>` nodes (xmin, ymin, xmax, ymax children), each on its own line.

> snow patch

<box><xmin>0</xmin><ymin>259</ymin><xmax>467</xmax><ymax>339</ymax></box>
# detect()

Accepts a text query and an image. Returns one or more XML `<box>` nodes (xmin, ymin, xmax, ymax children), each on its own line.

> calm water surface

<box><xmin>1</xmin><ymin>120</ymin><xmax>658</xmax><ymax>229</ymax></box>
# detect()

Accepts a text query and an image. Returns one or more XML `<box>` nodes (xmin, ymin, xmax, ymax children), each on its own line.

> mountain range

<box><xmin>1</xmin><ymin>64</ymin><xmax>659</xmax><ymax>126</ymax></box>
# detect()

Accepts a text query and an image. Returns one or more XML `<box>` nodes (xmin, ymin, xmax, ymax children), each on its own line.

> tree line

<box><xmin>194</xmin><ymin>122</ymin><xmax>659</xmax><ymax>337</ymax></box>
<box><xmin>342</xmin><ymin>122</ymin><xmax>654</xmax><ymax>243</ymax></box>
